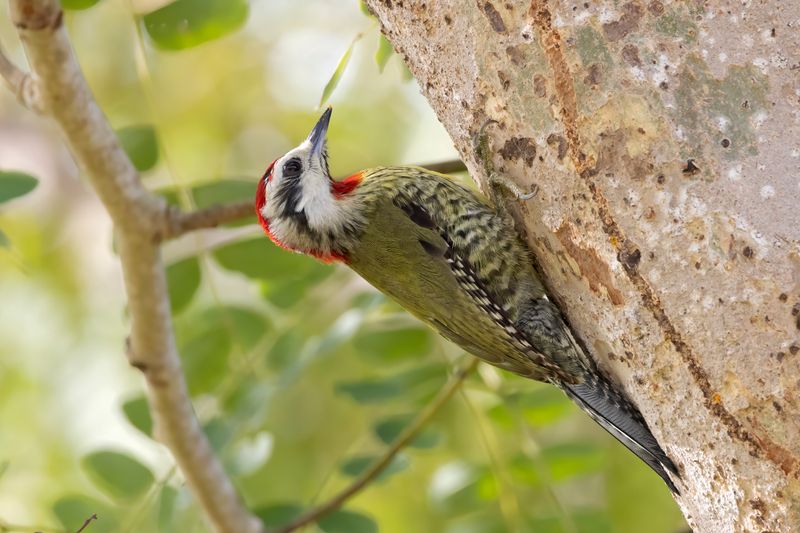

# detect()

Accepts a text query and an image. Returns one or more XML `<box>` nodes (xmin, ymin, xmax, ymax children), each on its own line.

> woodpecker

<box><xmin>255</xmin><ymin>108</ymin><xmax>680</xmax><ymax>492</ymax></box>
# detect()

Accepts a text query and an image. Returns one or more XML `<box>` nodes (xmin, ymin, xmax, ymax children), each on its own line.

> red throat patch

<box><xmin>330</xmin><ymin>171</ymin><xmax>363</xmax><ymax>198</ymax></box>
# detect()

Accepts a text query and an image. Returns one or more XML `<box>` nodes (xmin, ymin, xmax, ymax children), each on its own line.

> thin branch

<box><xmin>3</xmin><ymin>2</ymin><xmax>263</xmax><ymax>532</ymax></box>
<box><xmin>274</xmin><ymin>358</ymin><xmax>479</xmax><ymax>533</ymax></box>
<box><xmin>0</xmin><ymin>40</ymin><xmax>41</xmax><ymax>112</ymax></box>
<box><xmin>163</xmin><ymin>201</ymin><xmax>253</xmax><ymax>240</ymax></box>
<box><xmin>163</xmin><ymin>159</ymin><xmax>467</xmax><ymax>240</ymax></box>
<box><xmin>73</xmin><ymin>514</ymin><xmax>97</xmax><ymax>533</ymax></box>
<box><xmin>418</xmin><ymin>158</ymin><xmax>467</xmax><ymax>175</ymax></box>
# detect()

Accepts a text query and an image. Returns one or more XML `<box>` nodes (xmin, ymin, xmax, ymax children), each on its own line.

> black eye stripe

<box><xmin>283</xmin><ymin>157</ymin><xmax>302</xmax><ymax>177</ymax></box>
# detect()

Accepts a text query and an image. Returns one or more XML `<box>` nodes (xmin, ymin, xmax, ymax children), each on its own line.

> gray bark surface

<box><xmin>365</xmin><ymin>1</ymin><xmax>800</xmax><ymax>531</ymax></box>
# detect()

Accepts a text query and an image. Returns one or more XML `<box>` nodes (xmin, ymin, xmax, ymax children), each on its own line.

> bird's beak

<box><xmin>308</xmin><ymin>106</ymin><xmax>332</xmax><ymax>157</ymax></box>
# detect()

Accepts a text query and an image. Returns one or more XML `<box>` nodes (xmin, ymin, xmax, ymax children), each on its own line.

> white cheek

<box><xmin>299</xmin><ymin>172</ymin><xmax>343</xmax><ymax>227</ymax></box>
<box><xmin>263</xmin><ymin>182</ymin><xmax>277</xmax><ymax>217</ymax></box>
<box><xmin>268</xmin><ymin>216</ymin><xmax>292</xmax><ymax>243</ymax></box>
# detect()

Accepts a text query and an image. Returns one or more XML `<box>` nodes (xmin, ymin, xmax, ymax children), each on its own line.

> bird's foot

<box><xmin>471</xmin><ymin>118</ymin><xmax>500</xmax><ymax>177</ymax></box>
<box><xmin>489</xmin><ymin>173</ymin><xmax>538</xmax><ymax>202</ymax></box>
<box><xmin>472</xmin><ymin>120</ymin><xmax>537</xmax><ymax>206</ymax></box>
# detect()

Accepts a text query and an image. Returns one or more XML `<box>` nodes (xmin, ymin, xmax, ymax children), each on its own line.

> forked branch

<box><xmin>1</xmin><ymin>2</ymin><xmax>262</xmax><ymax>532</ymax></box>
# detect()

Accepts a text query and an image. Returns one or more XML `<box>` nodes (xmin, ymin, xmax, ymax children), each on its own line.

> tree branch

<box><xmin>274</xmin><ymin>358</ymin><xmax>479</xmax><ymax>533</ymax></box>
<box><xmin>1</xmin><ymin>2</ymin><xmax>263</xmax><ymax>532</ymax></box>
<box><xmin>417</xmin><ymin>158</ymin><xmax>467</xmax><ymax>175</ymax></box>
<box><xmin>9</xmin><ymin>2</ymin><xmax>163</xmax><ymax>231</ymax></box>
<box><xmin>0</xmin><ymin>39</ymin><xmax>41</xmax><ymax>112</ymax></box>
<box><xmin>163</xmin><ymin>201</ymin><xmax>254</xmax><ymax>240</ymax></box>
<box><xmin>73</xmin><ymin>514</ymin><xmax>97</xmax><ymax>533</ymax></box>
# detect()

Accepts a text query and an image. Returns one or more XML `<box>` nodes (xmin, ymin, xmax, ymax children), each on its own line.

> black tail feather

<box><xmin>557</xmin><ymin>373</ymin><xmax>680</xmax><ymax>494</ymax></box>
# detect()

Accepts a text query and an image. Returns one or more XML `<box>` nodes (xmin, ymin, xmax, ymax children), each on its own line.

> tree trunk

<box><xmin>365</xmin><ymin>1</ymin><xmax>800</xmax><ymax>531</ymax></box>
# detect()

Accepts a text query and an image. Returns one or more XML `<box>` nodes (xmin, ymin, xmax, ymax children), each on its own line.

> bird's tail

<box><xmin>556</xmin><ymin>371</ymin><xmax>680</xmax><ymax>493</ymax></box>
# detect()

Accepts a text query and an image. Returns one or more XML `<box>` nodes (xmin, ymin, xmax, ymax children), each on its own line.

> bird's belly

<box><xmin>347</xmin><ymin>251</ymin><xmax>537</xmax><ymax>377</ymax></box>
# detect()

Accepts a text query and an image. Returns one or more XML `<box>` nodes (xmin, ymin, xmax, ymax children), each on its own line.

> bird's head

<box><xmin>255</xmin><ymin>107</ymin><xmax>363</xmax><ymax>262</ymax></box>
<box><xmin>257</xmin><ymin>106</ymin><xmax>333</xmax><ymax>220</ymax></box>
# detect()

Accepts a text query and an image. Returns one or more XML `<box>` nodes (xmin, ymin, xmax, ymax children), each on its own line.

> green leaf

<box><xmin>319</xmin><ymin>34</ymin><xmax>361</xmax><ymax>108</ymax></box>
<box><xmin>335</xmin><ymin>363</ymin><xmax>445</xmax><ymax>404</ymax></box>
<box><xmin>353</xmin><ymin>325</ymin><xmax>433</xmax><ymax>362</ymax></box>
<box><xmin>203</xmin><ymin>418</ymin><xmax>235</xmax><ymax>453</ymax></box>
<box><xmin>82</xmin><ymin>451</ymin><xmax>154</xmax><ymax>500</ymax></box>
<box><xmin>261</xmin><ymin>265</ymin><xmax>332</xmax><ymax>308</ymax></box>
<box><xmin>122</xmin><ymin>395</ymin><xmax>153</xmax><ymax>437</ymax></box>
<box><xmin>117</xmin><ymin>125</ymin><xmax>159</xmax><ymax>172</ymax></box>
<box><xmin>542</xmin><ymin>442</ymin><xmax>604</xmax><ymax>481</ymax></box>
<box><xmin>166</xmin><ymin>257</ymin><xmax>201</xmax><ymax>314</ymax></box>
<box><xmin>157</xmin><ymin>486</ymin><xmax>178</xmax><ymax>533</ymax></box>
<box><xmin>335</xmin><ymin>378</ymin><xmax>402</xmax><ymax>403</ymax></box>
<box><xmin>213</xmin><ymin>238</ymin><xmax>316</xmax><ymax>281</ymax></box>
<box><xmin>255</xmin><ymin>503</ymin><xmax>304</xmax><ymax>528</ymax></box>
<box><xmin>142</xmin><ymin>0</ymin><xmax>248</xmax><ymax>51</ymax></box>
<box><xmin>266</xmin><ymin>330</ymin><xmax>304</xmax><ymax>371</ymax></box>
<box><xmin>196</xmin><ymin>306</ymin><xmax>269</xmax><ymax>351</ymax></box>
<box><xmin>61</xmin><ymin>0</ymin><xmax>102</xmax><ymax>9</ymax></box>
<box><xmin>318</xmin><ymin>509</ymin><xmax>377</xmax><ymax>533</ymax></box>
<box><xmin>222</xmin><ymin>376</ymin><xmax>272</xmax><ymax>420</ymax></box>
<box><xmin>486</xmin><ymin>403</ymin><xmax>515</xmax><ymax>429</ymax></box>
<box><xmin>192</xmin><ymin>180</ymin><xmax>255</xmax><ymax>208</ymax></box>
<box><xmin>0</xmin><ymin>229</ymin><xmax>9</xmax><ymax>248</ymax></box>
<box><xmin>374</xmin><ymin>414</ymin><xmax>441</xmax><ymax>449</ymax></box>
<box><xmin>52</xmin><ymin>495</ymin><xmax>119</xmax><ymax>533</ymax></box>
<box><xmin>515</xmin><ymin>387</ymin><xmax>573</xmax><ymax>426</ymax></box>
<box><xmin>0</xmin><ymin>171</ymin><xmax>38</xmax><ymax>204</ymax></box>
<box><xmin>179</xmin><ymin>327</ymin><xmax>231</xmax><ymax>395</ymax></box>
<box><xmin>339</xmin><ymin>453</ymin><xmax>409</xmax><ymax>482</ymax></box>
<box><xmin>375</xmin><ymin>35</ymin><xmax>394</xmax><ymax>72</ymax></box>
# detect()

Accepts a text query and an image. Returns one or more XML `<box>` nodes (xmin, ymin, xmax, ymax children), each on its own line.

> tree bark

<box><xmin>365</xmin><ymin>1</ymin><xmax>800</xmax><ymax>531</ymax></box>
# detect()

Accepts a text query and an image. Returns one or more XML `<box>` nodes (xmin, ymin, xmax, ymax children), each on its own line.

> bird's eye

<box><xmin>283</xmin><ymin>158</ymin><xmax>302</xmax><ymax>177</ymax></box>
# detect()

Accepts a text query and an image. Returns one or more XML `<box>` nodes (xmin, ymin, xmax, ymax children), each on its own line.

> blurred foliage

<box><xmin>0</xmin><ymin>1</ymin><xmax>683</xmax><ymax>532</ymax></box>
<box><xmin>116</xmin><ymin>124</ymin><xmax>160</xmax><ymax>172</ymax></box>
<box><xmin>142</xmin><ymin>0</ymin><xmax>249</xmax><ymax>51</ymax></box>
<box><xmin>0</xmin><ymin>171</ymin><xmax>38</xmax><ymax>204</ymax></box>
<box><xmin>319</xmin><ymin>34</ymin><xmax>361</xmax><ymax>108</ymax></box>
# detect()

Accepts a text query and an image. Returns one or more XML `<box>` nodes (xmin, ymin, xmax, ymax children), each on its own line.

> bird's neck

<box><xmin>264</xmin><ymin>171</ymin><xmax>366</xmax><ymax>263</ymax></box>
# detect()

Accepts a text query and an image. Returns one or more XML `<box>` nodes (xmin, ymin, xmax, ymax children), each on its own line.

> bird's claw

<box><xmin>489</xmin><ymin>173</ymin><xmax>538</xmax><ymax>202</ymax></box>
<box><xmin>474</xmin><ymin>120</ymin><xmax>536</xmax><ymax>206</ymax></box>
